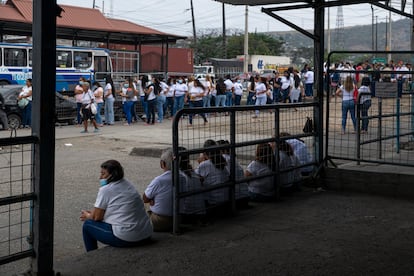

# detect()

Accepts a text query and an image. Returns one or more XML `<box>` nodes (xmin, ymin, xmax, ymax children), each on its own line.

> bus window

<box><xmin>74</xmin><ymin>51</ymin><xmax>92</xmax><ymax>69</ymax></box>
<box><xmin>56</xmin><ymin>50</ymin><xmax>72</xmax><ymax>68</ymax></box>
<box><xmin>94</xmin><ymin>56</ymin><xmax>108</xmax><ymax>80</ymax></box>
<box><xmin>4</xmin><ymin>48</ymin><xmax>27</xmax><ymax>67</ymax></box>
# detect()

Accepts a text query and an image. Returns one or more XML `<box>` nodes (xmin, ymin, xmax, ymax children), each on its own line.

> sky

<box><xmin>57</xmin><ymin>0</ymin><xmax>411</xmax><ymax>37</ymax></box>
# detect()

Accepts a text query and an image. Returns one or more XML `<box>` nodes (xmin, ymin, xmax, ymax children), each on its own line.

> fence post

<box><xmin>229</xmin><ymin>109</ymin><xmax>236</xmax><ymax>213</ymax></box>
<box><xmin>396</xmin><ymin>97</ymin><xmax>401</xmax><ymax>153</ymax></box>
<box><xmin>378</xmin><ymin>97</ymin><xmax>383</xmax><ymax>159</ymax></box>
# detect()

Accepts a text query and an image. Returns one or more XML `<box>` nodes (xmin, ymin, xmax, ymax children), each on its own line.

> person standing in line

<box><xmin>187</xmin><ymin>79</ymin><xmax>208</xmax><ymax>126</ymax></box>
<box><xmin>172</xmin><ymin>77</ymin><xmax>188</xmax><ymax>117</ymax></box>
<box><xmin>246</xmin><ymin>76</ymin><xmax>256</xmax><ymax>106</ymax></box>
<box><xmin>18</xmin><ymin>78</ymin><xmax>32</xmax><ymax>128</ymax></box>
<box><xmin>335</xmin><ymin>75</ymin><xmax>357</xmax><ymax>134</ymax></box>
<box><xmin>289</xmin><ymin>74</ymin><xmax>303</xmax><ymax>104</ymax></box>
<box><xmin>157</xmin><ymin>79</ymin><xmax>168</xmax><ymax>123</ymax></box>
<box><xmin>252</xmin><ymin>77</ymin><xmax>267</xmax><ymax>119</ymax></box>
<box><xmin>233</xmin><ymin>78</ymin><xmax>244</xmax><ymax>106</ymax></box>
<box><xmin>202</xmin><ymin>75</ymin><xmax>213</xmax><ymax>108</ymax></box>
<box><xmin>75</xmin><ymin>77</ymin><xmax>87</xmax><ymax>126</ymax></box>
<box><xmin>358</xmin><ymin>77</ymin><xmax>372</xmax><ymax>134</ymax></box>
<box><xmin>92</xmin><ymin>81</ymin><xmax>104</xmax><ymax>127</ymax></box>
<box><xmin>80</xmin><ymin>160</ymin><xmax>153</xmax><ymax>252</ymax></box>
<box><xmin>139</xmin><ymin>75</ymin><xmax>149</xmax><ymax>120</ymax></box>
<box><xmin>120</xmin><ymin>78</ymin><xmax>136</xmax><ymax>126</ymax></box>
<box><xmin>280</xmin><ymin>71</ymin><xmax>292</xmax><ymax>103</ymax></box>
<box><xmin>165</xmin><ymin>78</ymin><xmax>175</xmax><ymax>119</ymax></box>
<box><xmin>131</xmin><ymin>79</ymin><xmax>139</xmax><ymax>123</ymax></box>
<box><xmin>103</xmin><ymin>75</ymin><xmax>115</xmax><ymax>126</ymax></box>
<box><xmin>224</xmin><ymin>75</ymin><xmax>234</xmax><ymax>107</ymax></box>
<box><xmin>304</xmin><ymin>65</ymin><xmax>314</xmax><ymax>98</ymax></box>
<box><xmin>215</xmin><ymin>78</ymin><xmax>227</xmax><ymax>108</ymax></box>
<box><xmin>144</xmin><ymin>77</ymin><xmax>159</xmax><ymax>125</ymax></box>
<box><xmin>272</xmin><ymin>72</ymin><xmax>282</xmax><ymax>104</ymax></box>
<box><xmin>80</xmin><ymin>81</ymin><xmax>99</xmax><ymax>133</ymax></box>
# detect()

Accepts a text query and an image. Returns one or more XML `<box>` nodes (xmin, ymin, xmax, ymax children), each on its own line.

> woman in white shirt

<box><xmin>144</xmin><ymin>77</ymin><xmax>159</xmax><ymax>125</ymax></box>
<box><xmin>103</xmin><ymin>75</ymin><xmax>115</xmax><ymax>125</ymax></box>
<box><xmin>80</xmin><ymin>160</ymin><xmax>152</xmax><ymax>252</ymax></box>
<box><xmin>358</xmin><ymin>77</ymin><xmax>372</xmax><ymax>133</ymax></box>
<box><xmin>165</xmin><ymin>78</ymin><xmax>175</xmax><ymax>119</ymax></box>
<box><xmin>188</xmin><ymin>79</ymin><xmax>208</xmax><ymax>126</ymax></box>
<box><xmin>92</xmin><ymin>81</ymin><xmax>104</xmax><ymax>127</ymax></box>
<box><xmin>203</xmin><ymin>75</ymin><xmax>213</xmax><ymax>108</ymax></box>
<box><xmin>280</xmin><ymin>71</ymin><xmax>292</xmax><ymax>103</ymax></box>
<box><xmin>245</xmin><ymin>143</ymin><xmax>276</xmax><ymax>202</ymax></box>
<box><xmin>233</xmin><ymin>79</ymin><xmax>244</xmax><ymax>106</ymax></box>
<box><xmin>335</xmin><ymin>75</ymin><xmax>357</xmax><ymax>134</ymax></box>
<box><xmin>252</xmin><ymin>77</ymin><xmax>268</xmax><ymax>118</ymax></box>
<box><xmin>18</xmin><ymin>78</ymin><xmax>33</xmax><ymax>128</ymax></box>
<box><xmin>173</xmin><ymin>77</ymin><xmax>188</xmax><ymax>116</ymax></box>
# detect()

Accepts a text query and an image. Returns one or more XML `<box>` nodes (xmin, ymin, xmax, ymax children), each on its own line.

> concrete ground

<box><xmin>1</xmin><ymin>118</ymin><xmax>414</xmax><ymax>275</ymax></box>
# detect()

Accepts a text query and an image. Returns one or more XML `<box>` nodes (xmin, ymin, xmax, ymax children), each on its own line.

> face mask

<box><xmin>178</xmin><ymin>80</ymin><xmax>183</xmax><ymax>84</ymax></box>
<box><xmin>99</xmin><ymin>179</ymin><xmax>108</xmax><ymax>187</ymax></box>
<box><xmin>237</xmin><ymin>80</ymin><xmax>241</xmax><ymax>83</ymax></box>
<box><xmin>123</xmin><ymin>84</ymin><xmax>129</xmax><ymax>88</ymax></box>
<box><xmin>79</xmin><ymin>81</ymin><xmax>84</xmax><ymax>85</ymax></box>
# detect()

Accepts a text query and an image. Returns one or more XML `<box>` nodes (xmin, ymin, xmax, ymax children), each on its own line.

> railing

<box><xmin>171</xmin><ymin>102</ymin><xmax>319</xmax><ymax>233</ymax></box>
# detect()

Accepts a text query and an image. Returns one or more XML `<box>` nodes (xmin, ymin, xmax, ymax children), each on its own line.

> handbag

<box><xmin>303</xmin><ymin>116</ymin><xmax>314</xmax><ymax>134</ymax></box>
<box><xmin>90</xmin><ymin>102</ymin><xmax>97</xmax><ymax>115</ymax></box>
<box><xmin>353</xmin><ymin>87</ymin><xmax>359</xmax><ymax>104</ymax></box>
<box><xmin>18</xmin><ymin>98</ymin><xmax>29</xmax><ymax>108</ymax></box>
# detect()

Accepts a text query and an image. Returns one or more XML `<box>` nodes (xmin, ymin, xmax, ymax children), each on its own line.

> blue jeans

<box><xmin>247</xmin><ymin>92</ymin><xmax>255</xmax><ymax>105</ymax></box>
<box><xmin>104</xmin><ymin>97</ymin><xmax>114</xmax><ymax>124</ymax></box>
<box><xmin>95</xmin><ymin>102</ymin><xmax>103</xmax><ymax>124</ymax></box>
<box><xmin>234</xmin><ymin>95</ymin><xmax>242</xmax><ymax>106</ymax></box>
<box><xmin>225</xmin><ymin>91</ymin><xmax>233</xmax><ymax>106</ymax></box>
<box><xmin>76</xmin><ymin>102</ymin><xmax>82</xmax><ymax>124</ymax></box>
<box><xmin>361</xmin><ymin>100</ymin><xmax>371</xmax><ymax>131</ymax></box>
<box><xmin>202</xmin><ymin>94</ymin><xmax>211</xmax><ymax>108</ymax></box>
<box><xmin>272</xmin><ymin>88</ymin><xmax>280</xmax><ymax>103</ymax></box>
<box><xmin>166</xmin><ymin>97</ymin><xmax>174</xmax><ymax>117</ymax></box>
<box><xmin>131</xmin><ymin>101</ymin><xmax>137</xmax><ymax>122</ymax></box>
<box><xmin>215</xmin><ymin>94</ymin><xmax>226</xmax><ymax>107</ymax></box>
<box><xmin>255</xmin><ymin>96</ymin><xmax>267</xmax><ymax>116</ymax></box>
<box><xmin>189</xmin><ymin>100</ymin><xmax>207</xmax><ymax>124</ymax></box>
<box><xmin>82</xmin><ymin>220</ymin><xmax>148</xmax><ymax>252</ymax></box>
<box><xmin>173</xmin><ymin>95</ymin><xmax>185</xmax><ymax>116</ymax></box>
<box><xmin>305</xmin><ymin>83</ymin><xmax>313</xmax><ymax>97</ymax></box>
<box><xmin>342</xmin><ymin>99</ymin><xmax>356</xmax><ymax>132</ymax></box>
<box><xmin>123</xmin><ymin>101</ymin><xmax>133</xmax><ymax>124</ymax></box>
<box><xmin>156</xmin><ymin>95</ymin><xmax>166</xmax><ymax>122</ymax></box>
<box><xmin>22</xmin><ymin>101</ymin><xmax>32</xmax><ymax>127</ymax></box>
<box><xmin>140</xmin><ymin>96</ymin><xmax>148</xmax><ymax>118</ymax></box>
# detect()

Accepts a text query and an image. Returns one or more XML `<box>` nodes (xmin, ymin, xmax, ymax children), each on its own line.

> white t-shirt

<box><xmin>179</xmin><ymin>171</ymin><xmax>206</xmax><ymax>214</ymax></box>
<box><xmin>81</xmin><ymin>90</ymin><xmax>95</xmax><ymax>105</ymax></box>
<box><xmin>339</xmin><ymin>85</ymin><xmax>354</xmax><ymax>102</ymax></box>
<box><xmin>279</xmin><ymin>151</ymin><xmax>302</xmax><ymax>188</ymax></box>
<box><xmin>21</xmin><ymin>85</ymin><xmax>32</xmax><ymax>101</ymax></box>
<box><xmin>174</xmin><ymin>83</ymin><xmax>188</xmax><ymax>97</ymax></box>
<box><xmin>358</xmin><ymin>85</ymin><xmax>371</xmax><ymax>104</ymax></box>
<box><xmin>280</xmin><ymin>76</ymin><xmax>291</xmax><ymax>90</ymax></box>
<box><xmin>93</xmin><ymin>87</ymin><xmax>104</xmax><ymax>103</ymax></box>
<box><xmin>104</xmin><ymin>83</ymin><xmax>114</xmax><ymax>100</ymax></box>
<box><xmin>246</xmin><ymin>161</ymin><xmax>275</xmax><ymax>197</ymax></box>
<box><xmin>234</xmin><ymin>82</ymin><xmax>243</xmax><ymax>96</ymax></box>
<box><xmin>189</xmin><ymin>86</ymin><xmax>204</xmax><ymax>102</ymax></box>
<box><xmin>290</xmin><ymin>83</ymin><xmax>302</xmax><ymax>102</ymax></box>
<box><xmin>94</xmin><ymin>178</ymin><xmax>153</xmax><ymax>242</ymax></box>
<box><xmin>224</xmin><ymin>79</ymin><xmax>233</xmax><ymax>91</ymax></box>
<box><xmin>223</xmin><ymin>154</ymin><xmax>248</xmax><ymax>199</ymax></box>
<box><xmin>286</xmin><ymin>138</ymin><xmax>313</xmax><ymax>174</ymax></box>
<box><xmin>144</xmin><ymin>171</ymin><xmax>173</xmax><ymax>217</ymax></box>
<box><xmin>304</xmin><ymin>70</ymin><xmax>314</xmax><ymax>84</ymax></box>
<box><xmin>167</xmin><ymin>84</ymin><xmax>175</xmax><ymax>97</ymax></box>
<box><xmin>255</xmin><ymin>82</ymin><xmax>267</xmax><ymax>98</ymax></box>
<box><xmin>146</xmin><ymin>84</ymin><xmax>157</xmax><ymax>101</ymax></box>
<box><xmin>160</xmin><ymin>81</ymin><xmax>169</xmax><ymax>96</ymax></box>
<box><xmin>195</xmin><ymin>159</ymin><xmax>229</xmax><ymax>205</ymax></box>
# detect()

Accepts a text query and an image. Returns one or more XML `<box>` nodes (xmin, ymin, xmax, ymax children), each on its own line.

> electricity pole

<box><xmin>190</xmin><ymin>0</ymin><xmax>197</xmax><ymax>64</ymax></box>
<box><xmin>222</xmin><ymin>3</ymin><xmax>227</xmax><ymax>58</ymax></box>
<box><xmin>244</xmin><ymin>5</ymin><xmax>249</xmax><ymax>73</ymax></box>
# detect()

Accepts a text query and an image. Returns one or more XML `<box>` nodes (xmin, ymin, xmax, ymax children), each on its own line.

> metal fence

<box><xmin>171</xmin><ymin>102</ymin><xmax>319</xmax><ymax>233</ymax></box>
<box><xmin>0</xmin><ymin>133</ymin><xmax>37</xmax><ymax>266</ymax></box>
<box><xmin>326</xmin><ymin>51</ymin><xmax>414</xmax><ymax>167</ymax></box>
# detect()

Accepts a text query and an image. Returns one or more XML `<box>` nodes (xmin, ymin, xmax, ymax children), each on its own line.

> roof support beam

<box><xmin>372</xmin><ymin>2</ymin><xmax>414</xmax><ymax>19</ymax></box>
<box><xmin>262</xmin><ymin>7</ymin><xmax>316</xmax><ymax>40</ymax></box>
<box><xmin>265</xmin><ymin>3</ymin><xmax>313</xmax><ymax>12</ymax></box>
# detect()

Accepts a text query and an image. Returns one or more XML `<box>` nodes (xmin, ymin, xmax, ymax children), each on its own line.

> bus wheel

<box><xmin>0</xmin><ymin>80</ymin><xmax>10</xmax><ymax>86</ymax></box>
<box><xmin>8</xmin><ymin>114</ymin><xmax>22</xmax><ymax>129</ymax></box>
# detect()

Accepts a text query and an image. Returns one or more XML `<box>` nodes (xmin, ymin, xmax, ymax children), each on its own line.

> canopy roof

<box><xmin>0</xmin><ymin>0</ymin><xmax>186</xmax><ymax>44</ymax></box>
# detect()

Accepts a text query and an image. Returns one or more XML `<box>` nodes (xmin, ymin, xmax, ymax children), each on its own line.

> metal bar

<box><xmin>265</xmin><ymin>3</ymin><xmax>313</xmax><ymax>12</ymax></box>
<box><xmin>372</xmin><ymin>2</ymin><xmax>414</xmax><ymax>19</ymax></box>
<box><xmin>378</xmin><ymin>98</ymin><xmax>383</xmax><ymax>159</ymax></box>
<box><xmin>0</xmin><ymin>250</ymin><xmax>35</xmax><ymax>266</ymax></box>
<box><xmin>0</xmin><ymin>136</ymin><xmax>39</xmax><ymax>147</ymax></box>
<box><xmin>0</xmin><ymin>193</ymin><xmax>36</xmax><ymax>207</ymax></box>
<box><xmin>31</xmin><ymin>0</ymin><xmax>57</xmax><ymax>274</ymax></box>
<box><xmin>172</xmin><ymin>107</ymin><xmax>180</xmax><ymax>235</ymax></box>
<box><xmin>229</xmin><ymin>109</ymin><xmax>236</xmax><ymax>213</ymax></box>
<box><xmin>262</xmin><ymin>8</ymin><xmax>316</xmax><ymax>40</ymax></box>
<box><xmin>396</xmin><ymin>97</ymin><xmax>401</xmax><ymax>153</ymax></box>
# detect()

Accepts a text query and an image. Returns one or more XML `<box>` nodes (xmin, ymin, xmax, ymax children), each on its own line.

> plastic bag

<box><xmin>90</xmin><ymin>103</ymin><xmax>97</xmax><ymax>115</ymax></box>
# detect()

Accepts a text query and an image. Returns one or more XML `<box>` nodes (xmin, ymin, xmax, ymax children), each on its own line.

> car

<box><xmin>0</xmin><ymin>85</ymin><xmax>78</xmax><ymax>129</ymax></box>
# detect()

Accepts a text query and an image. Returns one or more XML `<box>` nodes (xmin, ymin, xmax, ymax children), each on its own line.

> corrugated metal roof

<box><xmin>0</xmin><ymin>0</ymin><xmax>185</xmax><ymax>42</ymax></box>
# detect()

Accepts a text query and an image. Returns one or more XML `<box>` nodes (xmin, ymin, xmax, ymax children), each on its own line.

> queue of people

<box><xmin>79</xmin><ymin>137</ymin><xmax>313</xmax><ymax>251</ymax></box>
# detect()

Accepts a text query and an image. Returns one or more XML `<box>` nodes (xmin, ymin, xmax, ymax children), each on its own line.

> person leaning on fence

<box><xmin>143</xmin><ymin>148</ymin><xmax>174</xmax><ymax>232</ymax></box>
<box><xmin>335</xmin><ymin>75</ymin><xmax>357</xmax><ymax>135</ymax></box>
<box><xmin>358</xmin><ymin>77</ymin><xmax>372</xmax><ymax>134</ymax></box>
<box><xmin>195</xmin><ymin>139</ymin><xmax>230</xmax><ymax>209</ymax></box>
<box><xmin>80</xmin><ymin>160</ymin><xmax>153</xmax><ymax>252</ymax></box>
<box><xmin>245</xmin><ymin>143</ymin><xmax>276</xmax><ymax>202</ymax></box>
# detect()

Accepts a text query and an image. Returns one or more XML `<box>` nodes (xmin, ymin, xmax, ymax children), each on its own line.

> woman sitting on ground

<box><xmin>245</xmin><ymin>143</ymin><xmax>276</xmax><ymax>202</ymax></box>
<box><xmin>80</xmin><ymin>160</ymin><xmax>152</xmax><ymax>252</ymax></box>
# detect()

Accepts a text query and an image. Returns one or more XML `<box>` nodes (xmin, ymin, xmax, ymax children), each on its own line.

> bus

<box><xmin>0</xmin><ymin>43</ymin><xmax>112</xmax><ymax>92</ymax></box>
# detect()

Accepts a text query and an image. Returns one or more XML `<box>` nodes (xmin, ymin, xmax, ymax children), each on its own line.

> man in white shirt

<box><xmin>143</xmin><ymin>148</ymin><xmax>173</xmax><ymax>232</ymax></box>
<box><xmin>304</xmin><ymin>65</ymin><xmax>314</xmax><ymax>97</ymax></box>
<box><xmin>224</xmin><ymin>75</ymin><xmax>234</xmax><ymax>106</ymax></box>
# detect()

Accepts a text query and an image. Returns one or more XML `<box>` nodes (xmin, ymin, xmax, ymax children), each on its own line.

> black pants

<box><xmin>146</xmin><ymin>99</ymin><xmax>156</xmax><ymax>124</ymax></box>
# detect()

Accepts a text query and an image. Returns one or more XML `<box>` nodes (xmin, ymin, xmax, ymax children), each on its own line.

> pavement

<box><xmin>1</xmin><ymin>119</ymin><xmax>414</xmax><ymax>275</ymax></box>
